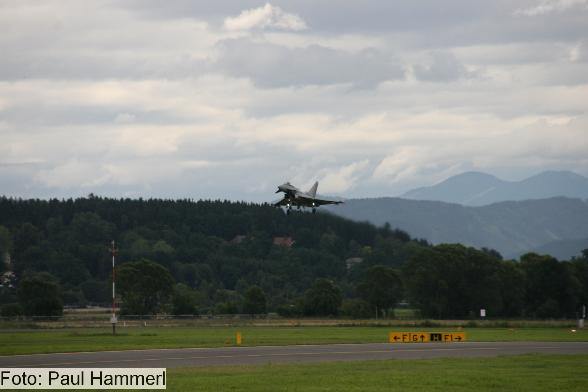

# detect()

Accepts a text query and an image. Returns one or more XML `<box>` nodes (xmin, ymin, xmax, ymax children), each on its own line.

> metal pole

<box><xmin>110</xmin><ymin>240</ymin><xmax>118</xmax><ymax>335</ymax></box>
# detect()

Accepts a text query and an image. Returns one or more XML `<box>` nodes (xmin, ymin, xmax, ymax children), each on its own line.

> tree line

<box><xmin>0</xmin><ymin>196</ymin><xmax>586</xmax><ymax>319</ymax></box>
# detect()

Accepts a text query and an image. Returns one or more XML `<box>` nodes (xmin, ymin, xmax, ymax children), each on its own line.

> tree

<box><xmin>571</xmin><ymin>255</ymin><xmax>588</xmax><ymax>309</ymax></box>
<box><xmin>0</xmin><ymin>196</ymin><xmax>434</xmax><ymax>317</ymax></box>
<box><xmin>340</xmin><ymin>298</ymin><xmax>372</xmax><ymax>319</ymax></box>
<box><xmin>62</xmin><ymin>288</ymin><xmax>87</xmax><ymax>307</ymax></box>
<box><xmin>243</xmin><ymin>285</ymin><xmax>267</xmax><ymax>315</ymax></box>
<box><xmin>403</xmin><ymin>247</ymin><xmax>451</xmax><ymax>318</ymax></box>
<box><xmin>117</xmin><ymin>259</ymin><xmax>174</xmax><ymax>315</ymax></box>
<box><xmin>152</xmin><ymin>240</ymin><xmax>175</xmax><ymax>264</ymax></box>
<box><xmin>520</xmin><ymin>253</ymin><xmax>579</xmax><ymax>318</ymax></box>
<box><xmin>0</xmin><ymin>303</ymin><xmax>23</xmax><ymax>317</ymax></box>
<box><xmin>213</xmin><ymin>289</ymin><xmax>242</xmax><ymax>314</ymax></box>
<box><xmin>498</xmin><ymin>261</ymin><xmax>525</xmax><ymax>317</ymax></box>
<box><xmin>17</xmin><ymin>272</ymin><xmax>63</xmax><ymax>317</ymax></box>
<box><xmin>0</xmin><ymin>225</ymin><xmax>11</xmax><ymax>274</ymax></box>
<box><xmin>80</xmin><ymin>279</ymin><xmax>109</xmax><ymax>304</ymax></box>
<box><xmin>0</xmin><ymin>286</ymin><xmax>17</xmax><ymax>306</ymax></box>
<box><xmin>172</xmin><ymin>283</ymin><xmax>200</xmax><ymax>315</ymax></box>
<box><xmin>12</xmin><ymin>223</ymin><xmax>42</xmax><ymax>256</ymax></box>
<box><xmin>403</xmin><ymin>244</ymin><xmax>504</xmax><ymax>318</ymax></box>
<box><xmin>69</xmin><ymin>212</ymin><xmax>114</xmax><ymax>244</ymax></box>
<box><xmin>303</xmin><ymin>279</ymin><xmax>342</xmax><ymax>316</ymax></box>
<box><xmin>357</xmin><ymin>265</ymin><xmax>403</xmax><ymax>318</ymax></box>
<box><xmin>0</xmin><ymin>225</ymin><xmax>11</xmax><ymax>255</ymax></box>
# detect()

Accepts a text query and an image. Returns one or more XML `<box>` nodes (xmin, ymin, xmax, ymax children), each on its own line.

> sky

<box><xmin>1</xmin><ymin>0</ymin><xmax>587</xmax><ymax>201</ymax></box>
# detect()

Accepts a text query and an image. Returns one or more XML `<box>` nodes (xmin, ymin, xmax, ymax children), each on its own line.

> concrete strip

<box><xmin>1</xmin><ymin>342</ymin><xmax>587</xmax><ymax>368</ymax></box>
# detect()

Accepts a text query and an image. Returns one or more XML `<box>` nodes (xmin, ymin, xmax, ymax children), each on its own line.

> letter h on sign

<box><xmin>430</xmin><ymin>333</ymin><xmax>442</xmax><ymax>342</ymax></box>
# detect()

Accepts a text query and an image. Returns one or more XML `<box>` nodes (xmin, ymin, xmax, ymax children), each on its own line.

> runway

<box><xmin>2</xmin><ymin>342</ymin><xmax>587</xmax><ymax>368</ymax></box>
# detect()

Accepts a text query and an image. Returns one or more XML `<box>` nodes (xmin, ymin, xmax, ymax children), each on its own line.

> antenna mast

<box><xmin>109</xmin><ymin>240</ymin><xmax>118</xmax><ymax>335</ymax></box>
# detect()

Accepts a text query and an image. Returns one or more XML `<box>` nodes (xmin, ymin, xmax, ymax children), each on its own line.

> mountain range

<box><xmin>325</xmin><ymin>196</ymin><xmax>588</xmax><ymax>260</ymax></box>
<box><xmin>401</xmin><ymin>170</ymin><xmax>588</xmax><ymax>206</ymax></box>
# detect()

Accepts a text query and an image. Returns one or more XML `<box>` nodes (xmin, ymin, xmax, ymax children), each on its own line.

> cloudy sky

<box><xmin>1</xmin><ymin>0</ymin><xmax>587</xmax><ymax>201</ymax></box>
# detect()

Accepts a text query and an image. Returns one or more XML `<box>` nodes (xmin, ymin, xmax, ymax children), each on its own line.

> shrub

<box><xmin>1</xmin><ymin>302</ymin><xmax>23</xmax><ymax>317</ymax></box>
<box><xmin>340</xmin><ymin>299</ymin><xmax>373</xmax><ymax>319</ymax></box>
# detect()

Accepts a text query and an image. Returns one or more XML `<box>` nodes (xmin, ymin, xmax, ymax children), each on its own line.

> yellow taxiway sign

<box><xmin>388</xmin><ymin>332</ymin><xmax>466</xmax><ymax>343</ymax></box>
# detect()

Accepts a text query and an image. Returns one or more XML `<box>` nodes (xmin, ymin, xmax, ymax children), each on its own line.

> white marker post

<box><xmin>109</xmin><ymin>240</ymin><xmax>118</xmax><ymax>335</ymax></box>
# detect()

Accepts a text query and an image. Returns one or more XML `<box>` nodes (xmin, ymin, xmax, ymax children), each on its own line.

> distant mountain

<box><xmin>530</xmin><ymin>238</ymin><xmax>588</xmax><ymax>261</ymax></box>
<box><xmin>325</xmin><ymin>197</ymin><xmax>588</xmax><ymax>259</ymax></box>
<box><xmin>402</xmin><ymin>171</ymin><xmax>588</xmax><ymax>206</ymax></box>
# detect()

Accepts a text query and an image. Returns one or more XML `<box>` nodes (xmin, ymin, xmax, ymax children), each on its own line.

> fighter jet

<box><xmin>274</xmin><ymin>181</ymin><xmax>343</xmax><ymax>214</ymax></box>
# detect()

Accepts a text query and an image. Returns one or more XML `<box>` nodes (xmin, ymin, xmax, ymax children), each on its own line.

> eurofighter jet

<box><xmin>274</xmin><ymin>181</ymin><xmax>343</xmax><ymax>214</ymax></box>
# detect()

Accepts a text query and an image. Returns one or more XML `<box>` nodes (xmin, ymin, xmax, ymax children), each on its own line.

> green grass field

<box><xmin>1</xmin><ymin>326</ymin><xmax>587</xmax><ymax>356</ymax></box>
<box><xmin>167</xmin><ymin>354</ymin><xmax>588</xmax><ymax>391</ymax></box>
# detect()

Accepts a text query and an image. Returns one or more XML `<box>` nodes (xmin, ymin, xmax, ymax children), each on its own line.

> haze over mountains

<box><xmin>401</xmin><ymin>171</ymin><xmax>588</xmax><ymax>206</ymax></box>
<box><xmin>326</xmin><ymin>197</ymin><xmax>588</xmax><ymax>260</ymax></box>
<box><xmin>326</xmin><ymin>171</ymin><xmax>588</xmax><ymax>260</ymax></box>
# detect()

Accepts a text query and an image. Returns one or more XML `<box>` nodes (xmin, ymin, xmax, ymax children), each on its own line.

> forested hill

<box><xmin>0</xmin><ymin>196</ymin><xmax>425</xmax><ymax>309</ymax></box>
<box><xmin>2</xmin><ymin>196</ymin><xmax>587</xmax><ymax>320</ymax></box>
<box><xmin>0</xmin><ymin>196</ymin><xmax>386</xmax><ymax>245</ymax></box>
<box><xmin>326</xmin><ymin>197</ymin><xmax>588</xmax><ymax>259</ymax></box>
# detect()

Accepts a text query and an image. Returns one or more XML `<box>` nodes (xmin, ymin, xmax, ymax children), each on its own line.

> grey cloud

<box><xmin>4</xmin><ymin>1</ymin><xmax>586</xmax><ymax>84</ymax></box>
<box><xmin>1</xmin><ymin>104</ymin><xmax>186</xmax><ymax>127</ymax></box>
<box><xmin>466</xmin><ymin>12</ymin><xmax>588</xmax><ymax>46</ymax></box>
<box><xmin>412</xmin><ymin>52</ymin><xmax>474</xmax><ymax>82</ymax></box>
<box><xmin>123</xmin><ymin>0</ymin><xmax>498</xmax><ymax>33</ymax></box>
<box><xmin>1</xmin><ymin>1</ymin><xmax>588</xmax><ymax>202</ymax></box>
<box><xmin>514</xmin><ymin>0</ymin><xmax>588</xmax><ymax>17</ymax></box>
<box><xmin>456</xmin><ymin>42</ymin><xmax>576</xmax><ymax>66</ymax></box>
<box><xmin>19</xmin><ymin>147</ymin><xmax>305</xmax><ymax>201</ymax></box>
<box><xmin>284</xmin><ymin>0</ymin><xmax>501</xmax><ymax>34</ymax></box>
<box><xmin>0</xmin><ymin>2</ymin><xmax>210</xmax><ymax>81</ymax></box>
<box><xmin>532</xmin><ymin>63</ymin><xmax>588</xmax><ymax>86</ymax></box>
<box><xmin>214</xmin><ymin>38</ymin><xmax>405</xmax><ymax>88</ymax></box>
<box><xmin>577</xmin><ymin>41</ymin><xmax>588</xmax><ymax>62</ymax></box>
<box><xmin>0</xmin><ymin>51</ymin><xmax>207</xmax><ymax>81</ymax></box>
<box><xmin>124</xmin><ymin>1</ymin><xmax>588</xmax><ymax>46</ymax></box>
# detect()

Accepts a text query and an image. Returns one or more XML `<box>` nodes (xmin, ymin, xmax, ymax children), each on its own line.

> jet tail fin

<box><xmin>307</xmin><ymin>181</ymin><xmax>318</xmax><ymax>198</ymax></box>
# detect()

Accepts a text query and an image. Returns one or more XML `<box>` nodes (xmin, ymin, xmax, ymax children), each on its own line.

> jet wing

<box><xmin>272</xmin><ymin>196</ymin><xmax>291</xmax><ymax>207</ymax></box>
<box><xmin>295</xmin><ymin>194</ymin><xmax>343</xmax><ymax>206</ymax></box>
<box><xmin>311</xmin><ymin>197</ymin><xmax>344</xmax><ymax>206</ymax></box>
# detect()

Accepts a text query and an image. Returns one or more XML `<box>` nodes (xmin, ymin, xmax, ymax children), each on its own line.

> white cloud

<box><xmin>369</xmin><ymin>113</ymin><xmax>588</xmax><ymax>193</ymax></box>
<box><xmin>570</xmin><ymin>41</ymin><xmax>588</xmax><ymax>62</ymax></box>
<box><xmin>112</xmin><ymin>126</ymin><xmax>183</xmax><ymax>157</ymax></box>
<box><xmin>514</xmin><ymin>0</ymin><xmax>588</xmax><ymax>16</ymax></box>
<box><xmin>1</xmin><ymin>1</ymin><xmax>588</xmax><ymax>200</ymax></box>
<box><xmin>223</xmin><ymin>3</ymin><xmax>307</xmax><ymax>32</ymax></box>
<box><xmin>317</xmin><ymin>160</ymin><xmax>371</xmax><ymax>194</ymax></box>
<box><xmin>35</xmin><ymin>160</ymin><xmax>111</xmax><ymax>189</ymax></box>
<box><xmin>371</xmin><ymin>147</ymin><xmax>463</xmax><ymax>187</ymax></box>
<box><xmin>180</xmin><ymin>160</ymin><xmax>215</xmax><ymax>169</ymax></box>
<box><xmin>114</xmin><ymin>113</ymin><xmax>136</xmax><ymax>124</ymax></box>
<box><xmin>0</xmin><ymin>2</ymin><xmax>213</xmax><ymax>81</ymax></box>
<box><xmin>34</xmin><ymin>157</ymin><xmax>217</xmax><ymax>191</ymax></box>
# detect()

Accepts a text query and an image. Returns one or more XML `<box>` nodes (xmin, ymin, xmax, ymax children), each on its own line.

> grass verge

<box><xmin>167</xmin><ymin>354</ymin><xmax>588</xmax><ymax>391</ymax></box>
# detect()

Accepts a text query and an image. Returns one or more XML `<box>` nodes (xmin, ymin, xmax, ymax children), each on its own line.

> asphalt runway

<box><xmin>2</xmin><ymin>342</ymin><xmax>588</xmax><ymax>368</ymax></box>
